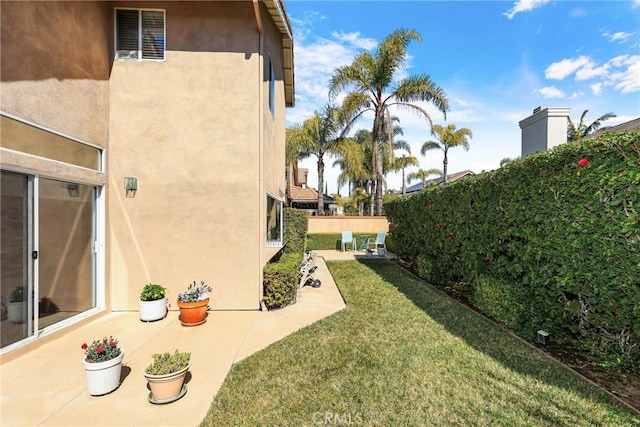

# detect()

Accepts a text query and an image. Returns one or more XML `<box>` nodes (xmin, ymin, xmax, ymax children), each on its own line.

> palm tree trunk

<box><xmin>369</xmin><ymin>181</ymin><xmax>375</xmax><ymax>216</ymax></box>
<box><xmin>402</xmin><ymin>167</ymin><xmax>406</xmax><ymax>196</ymax></box>
<box><xmin>442</xmin><ymin>153</ymin><xmax>448</xmax><ymax>184</ymax></box>
<box><xmin>317</xmin><ymin>158</ymin><xmax>325</xmax><ymax>216</ymax></box>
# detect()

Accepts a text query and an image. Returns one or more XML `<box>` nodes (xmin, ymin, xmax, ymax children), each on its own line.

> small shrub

<box><xmin>262</xmin><ymin>253</ymin><xmax>302</xmax><ymax>310</ymax></box>
<box><xmin>145</xmin><ymin>349</ymin><xmax>191</xmax><ymax>375</ymax></box>
<box><xmin>140</xmin><ymin>283</ymin><xmax>167</xmax><ymax>301</ymax></box>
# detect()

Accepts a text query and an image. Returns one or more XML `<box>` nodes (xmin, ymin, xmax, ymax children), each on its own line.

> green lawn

<box><xmin>201</xmin><ymin>260</ymin><xmax>639</xmax><ymax>426</ymax></box>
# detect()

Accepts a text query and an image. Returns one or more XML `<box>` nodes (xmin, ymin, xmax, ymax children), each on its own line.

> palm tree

<box><xmin>407</xmin><ymin>168</ymin><xmax>443</xmax><ymax>190</ymax></box>
<box><xmin>500</xmin><ymin>157</ymin><xmax>518</xmax><ymax>167</ymax></box>
<box><xmin>393</xmin><ymin>155</ymin><xmax>420</xmax><ymax>195</ymax></box>
<box><xmin>329</xmin><ymin>28</ymin><xmax>449</xmax><ymax>215</ymax></box>
<box><xmin>286</xmin><ymin>104</ymin><xmax>359</xmax><ymax>215</ymax></box>
<box><xmin>421</xmin><ymin>123</ymin><xmax>472</xmax><ymax>183</ymax></box>
<box><xmin>567</xmin><ymin>110</ymin><xmax>616</xmax><ymax>142</ymax></box>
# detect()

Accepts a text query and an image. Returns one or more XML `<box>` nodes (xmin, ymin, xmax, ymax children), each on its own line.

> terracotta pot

<box><xmin>177</xmin><ymin>299</ymin><xmax>209</xmax><ymax>326</ymax></box>
<box><xmin>83</xmin><ymin>350</ymin><xmax>124</xmax><ymax>396</ymax></box>
<box><xmin>144</xmin><ymin>362</ymin><xmax>190</xmax><ymax>403</ymax></box>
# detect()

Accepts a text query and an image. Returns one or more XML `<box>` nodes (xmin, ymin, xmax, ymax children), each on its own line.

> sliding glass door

<box><xmin>0</xmin><ymin>172</ymin><xmax>32</xmax><ymax>347</ymax></box>
<box><xmin>38</xmin><ymin>178</ymin><xmax>96</xmax><ymax>329</ymax></box>
<box><xmin>1</xmin><ymin>171</ymin><xmax>97</xmax><ymax>349</ymax></box>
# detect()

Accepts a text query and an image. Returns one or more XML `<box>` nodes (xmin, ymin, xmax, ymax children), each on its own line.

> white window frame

<box><xmin>266</xmin><ymin>193</ymin><xmax>283</xmax><ymax>248</ymax></box>
<box><xmin>114</xmin><ymin>8</ymin><xmax>166</xmax><ymax>61</ymax></box>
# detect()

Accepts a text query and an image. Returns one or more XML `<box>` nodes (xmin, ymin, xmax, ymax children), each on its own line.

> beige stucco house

<box><xmin>0</xmin><ymin>0</ymin><xmax>294</xmax><ymax>355</ymax></box>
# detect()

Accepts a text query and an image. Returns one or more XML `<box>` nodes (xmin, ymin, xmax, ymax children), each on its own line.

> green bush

<box><xmin>283</xmin><ymin>208</ymin><xmax>308</xmax><ymax>253</ymax></box>
<box><xmin>262</xmin><ymin>252</ymin><xmax>302</xmax><ymax>310</ymax></box>
<box><xmin>385</xmin><ymin>131</ymin><xmax>640</xmax><ymax>373</ymax></box>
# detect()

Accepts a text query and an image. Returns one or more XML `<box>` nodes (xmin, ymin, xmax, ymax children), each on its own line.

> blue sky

<box><xmin>284</xmin><ymin>0</ymin><xmax>640</xmax><ymax>195</ymax></box>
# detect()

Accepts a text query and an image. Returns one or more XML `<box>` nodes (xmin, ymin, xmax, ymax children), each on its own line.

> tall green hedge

<box><xmin>385</xmin><ymin>132</ymin><xmax>640</xmax><ymax>372</ymax></box>
<box><xmin>262</xmin><ymin>208</ymin><xmax>309</xmax><ymax>310</ymax></box>
<box><xmin>283</xmin><ymin>208</ymin><xmax>308</xmax><ymax>253</ymax></box>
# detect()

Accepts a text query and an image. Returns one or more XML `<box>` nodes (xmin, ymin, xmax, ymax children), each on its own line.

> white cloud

<box><xmin>503</xmin><ymin>0</ymin><xmax>550</xmax><ymax>20</ymax></box>
<box><xmin>575</xmin><ymin>62</ymin><xmax>609</xmax><ymax>80</ymax></box>
<box><xmin>545</xmin><ymin>56</ymin><xmax>591</xmax><ymax>80</ymax></box>
<box><xmin>534</xmin><ymin>86</ymin><xmax>565</xmax><ymax>99</ymax></box>
<box><xmin>570</xmin><ymin>8</ymin><xmax>588</xmax><ymax>18</ymax></box>
<box><xmin>330</xmin><ymin>31</ymin><xmax>377</xmax><ymax>50</ymax></box>
<box><xmin>608</xmin><ymin>55</ymin><xmax>640</xmax><ymax>94</ymax></box>
<box><xmin>602</xmin><ymin>29</ymin><xmax>636</xmax><ymax>44</ymax></box>
<box><xmin>569</xmin><ymin>91</ymin><xmax>584</xmax><ymax>99</ymax></box>
<box><xmin>543</xmin><ymin>54</ymin><xmax>639</xmax><ymax>94</ymax></box>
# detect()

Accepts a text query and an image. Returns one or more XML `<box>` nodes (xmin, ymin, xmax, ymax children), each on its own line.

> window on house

<box><xmin>266</xmin><ymin>194</ymin><xmax>283</xmax><ymax>247</ymax></box>
<box><xmin>115</xmin><ymin>9</ymin><xmax>165</xmax><ymax>60</ymax></box>
<box><xmin>269</xmin><ymin>58</ymin><xmax>275</xmax><ymax>118</ymax></box>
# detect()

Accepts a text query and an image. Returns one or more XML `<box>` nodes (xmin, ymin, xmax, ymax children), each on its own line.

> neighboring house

<box><xmin>404</xmin><ymin>170</ymin><xmax>475</xmax><ymax>194</ymax></box>
<box><xmin>520</xmin><ymin>106</ymin><xmax>639</xmax><ymax>157</ymax></box>
<box><xmin>286</xmin><ymin>166</ymin><xmax>335</xmax><ymax>215</ymax></box>
<box><xmin>587</xmin><ymin>117</ymin><xmax>640</xmax><ymax>139</ymax></box>
<box><xmin>0</xmin><ymin>1</ymin><xmax>294</xmax><ymax>354</ymax></box>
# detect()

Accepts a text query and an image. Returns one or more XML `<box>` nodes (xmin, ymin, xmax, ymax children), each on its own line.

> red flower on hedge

<box><xmin>447</xmin><ymin>235</ymin><xmax>452</xmax><ymax>241</ymax></box>
<box><xmin>110</xmin><ymin>341</ymin><xmax>117</xmax><ymax>347</ymax></box>
<box><xmin>578</xmin><ymin>158</ymin><xmax>589</xmax><ymax>167</ymax></box>
<box><xmin>81</xmin><ymin>343</ymin><xmax>88</xmax><ymax>350</ymax></box>
<box><xmin>484</xmin><ymin>256</ymin><xmax>490</xmax><ymax>262</ymax></box>
<box><xmin>96</xmin><ymin>346</ymin><xmax>105</xmax><ymax>354</ymax></box>
<box><xmin>427</xmin><ymin>203</ymin><xmax>432</xmax><ymax>209</ymax></box>
<box><xmin>435</xmin><ymin>223</ymin><xmax>442</xmax><ymax>229</ymax></box>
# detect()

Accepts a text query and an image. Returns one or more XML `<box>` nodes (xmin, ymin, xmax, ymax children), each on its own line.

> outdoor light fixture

<box><xmin>537</xmin><ymin>330</ymin><xmax>549</xmax><ymax>346</ymax></box>
<box><xmin>125</xmin><ymin>177</ymin><xmax>137</xmax><ymax>198</ymax></box>
<box><xmin>65</xmin><ymin>183</ymin><xmax>80</xmax><ymax>197</ymax></box>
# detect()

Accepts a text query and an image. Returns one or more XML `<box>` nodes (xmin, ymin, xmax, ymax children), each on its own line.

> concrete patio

<box><xmin>0</xmin><ymin>252</ymin><xmax>364</xmax><ymax>427</ymax></box>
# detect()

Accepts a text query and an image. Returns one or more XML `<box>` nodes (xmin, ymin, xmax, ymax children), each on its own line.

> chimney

<box><xmin>520</xmin><ymin>106</ymin><xmax>571</xmax><ymax>157</ymax></box>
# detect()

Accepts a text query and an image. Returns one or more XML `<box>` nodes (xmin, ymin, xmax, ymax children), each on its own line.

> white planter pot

<box><xmin>7</xmin><ymin>301</ymin><xmax>25</xmax><ymax>324</ymax></box>
<box><xmin>139</xmin><ymin>297</ymin><xmax>168</xmax><ymax>322</ymax></box>
<box><xmin>83</xmin><ymin>350</ymin><xmax>124</xmax><ymax>396</ymax></box>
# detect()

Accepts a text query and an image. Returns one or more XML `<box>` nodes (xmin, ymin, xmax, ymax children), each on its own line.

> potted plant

<box><xmin>177</xmin><ymin>281</ymin><xmax>212</xmax><ymax>326</ymax></box>
<box><xmin>139</xmin><ymin>283</ymin><xmax>168</xmax><ymax>322</ymax></box>
<box><xmin>7</xmin><ymin>286</ymin><xmax>25</xmax><ymax>324</ymax></box>
<box><xmin>144</xmin><ymin>349</ymin><xmax>191</xmax><ymax>404</ymax></box>
<box><xmin>81</xmin><ymin>336</ymin><xmax>124</xmax><ymax>396</ymax></box>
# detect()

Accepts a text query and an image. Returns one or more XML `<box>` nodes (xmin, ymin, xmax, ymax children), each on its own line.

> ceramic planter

<box><xmin>144</xmin><ymin>362</ymin><xmax>190</xmax><ymax>404</ymax></box>
<box><xmin>139</xmin><ymin>297</ymin><xmax>168</xmax><ymax>322</ymax></box>
<box><xmin>83</xmin><ymin>350</ymin><xmax>124</xmax><ymax>396</ymax></box>
<box><xmin>177</xmin><ymin>299</ymin><xmax>209</xmax><ymax>326</ymax></box>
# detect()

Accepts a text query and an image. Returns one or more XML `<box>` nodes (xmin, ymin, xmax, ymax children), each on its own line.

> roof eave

<box><xmin>263</xmin><ymin>0</ymin><xmax>295</xmax><ymax>107</ymax></box>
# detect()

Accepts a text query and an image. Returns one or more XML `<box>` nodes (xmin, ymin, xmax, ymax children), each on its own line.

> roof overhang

<box><xmin>263</xmin><ymin>0</ymin><xmax>295</xmax><ymax>107</ymax></box>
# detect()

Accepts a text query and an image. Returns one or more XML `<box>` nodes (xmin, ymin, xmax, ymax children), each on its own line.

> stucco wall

<box><xmin>260</xmin><ymin>1</ymin><xmax>288</xmax><ymax>265</ymax></box>
<box><xmin>308</xmin><ymin>216</ymin><xmax>390</xmax><ymax>234</ymax></box>
<box><xmin>108</xmin><ymin>1</ymin><xmax>285</xmax><ymax>310</ymax></box>
<box><xmin>0</xmin><ymin>1</ymin><xmax>111</xmax><ymax>147</ymax></box>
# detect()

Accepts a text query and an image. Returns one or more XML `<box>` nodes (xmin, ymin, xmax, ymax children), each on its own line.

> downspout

<box><xmin>253</xmin><ymin>0</ymin><xmax>264</xmax><ymax>309</ymax></box>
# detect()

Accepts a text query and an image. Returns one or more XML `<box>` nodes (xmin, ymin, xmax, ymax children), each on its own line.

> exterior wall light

<box><xmin>125</xmin><ymin>177</ymin><xmax>137</xmax><ymax>198</ymax></box>
<box><xmin>65</xmin><ymin>183</ymin><xmax>80</xmax><ymax>197</ymax></box>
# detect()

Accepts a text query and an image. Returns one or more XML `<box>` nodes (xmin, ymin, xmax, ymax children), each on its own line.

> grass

<box><xmin>201</xmin><ymin>259</ymin><xmax>639</xmax><ymax>426</ymax></box>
